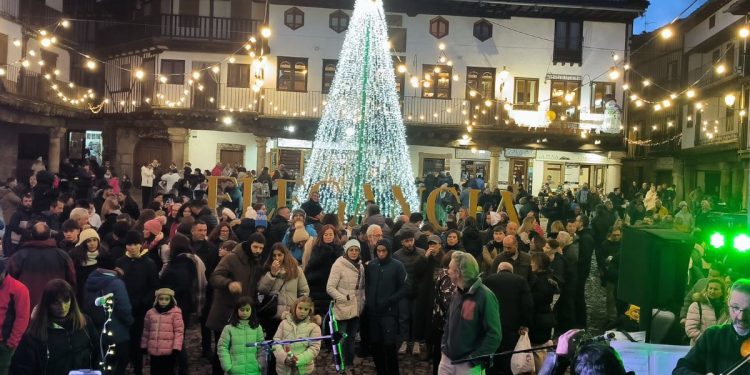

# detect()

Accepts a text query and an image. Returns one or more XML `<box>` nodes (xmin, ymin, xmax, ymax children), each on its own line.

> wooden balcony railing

<box><xmin>695</xmin><ymin>131</ymin><xmax>739</xmax><ymax>146</ymax></box>
<box><xmin>0</xmin><ymin>64</ymin><xmax>93</xmax><ymax>110</ymax></box>
<box><xmin>97</xmin><ymin>14</ymin><xmax>260</xmax><ymax>46</ymax></box>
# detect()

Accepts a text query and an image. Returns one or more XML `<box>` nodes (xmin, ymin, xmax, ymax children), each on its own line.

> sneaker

<box><xmin>398</xmin><ymin>341</ymin><xmax>408</xmax><ymax>354</ymax></box>
<box><xmin>412</xmin><ymin>342</ymin><xmax>421</xmax><ymax>356</ymax></box>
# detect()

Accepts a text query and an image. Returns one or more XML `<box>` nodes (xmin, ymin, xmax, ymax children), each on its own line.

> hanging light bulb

<box><xmin>642</xmin><ymin>79</ymin><xmax>651</xmax><ymax>87</ymax></box>
<box><xmin>192</xmin><ymin>71</ymin><xmax>201</xmax><ymax>80</ymax></box>
<box><xmin>222</xmin><ymin>116</ymin><xmax>233</xmax><ymax>125</ymax></box>
<box><xmin>261</xmin><ymin>26</ymin><xmax>271</xmax><ymax>38</ymax></box>
<box><xmin>484</xmin><ymin>99</ymin><xmax>492</xmax><ymax>107</ymax></box>
<box><xmin>211</xmin><ymin>66</ymin><xmax>220</xmax><ymax>74</ymax></box>
<box><xmin>469</xmin><ymin>90</ymin><xmax>477</xmax><ymax>97</ymax></box>
<box><xmin>60</xmin><ymin>19</ymin><xmax>70</xmax><ymax>28</ymax></box>
<box><xmin>622</xmin><ymin>84</ymin><xmax>630</xmax><ymax>90</ymax></box>
<box><xmin>716</xmin><ymin>64</ymin><xmax>727</xmax><ymax>74</ymax></box>
<box><xmin>438</xmin><ymin>43</ymin><xmax>446</xmax><ymax>50</ymax></box>
<box><xmin>397</xmin><ymin>64</ymin><xmax>407</xmax><ymax>73</ymax></box>
<box><xmin>608</xmin><ymin>67</ymin><xmax>620</xmax><ymax>80</ymax></box>
<box><xmin>660</xmin><ymin>27</ymin><xmax>673</xmax><ymax>39</ymax></box>
<box><xmin>410</xmin><ymin>76</ymin><xmax>419</xmax><ymax>88</ymax></box>
<box><xmin>740</xmin><ymin>25</ymin><xmax>750</xmax><ymax>38</ymax></box>
<box><xmin>134</xmin><ymin>69</ymin><xmax>145</xmax><ymax>80</ymax></box>
<box><xmin>725</xmin><ymin>93</ymin><xmax>737</xmax><ymax>107</ymax></box>
<box><xmin>86</xmin><ymin>59</ymin><xmax>97</xmax><ymax>70</ymax></box>
<box><xmin>41</xmin><ymin>38</ymin><xmax>51</xmax><ymax>47</ymax></box>
<box><xmin>452</xmin><ymin>74</ymin><xmax>459</xmax><ymax>81</ymax></box>
<box><xmin>686</xmin><ymin>89</ymin><xmax>696</xmax><ymax>98</ymax></box>
<box><xmin>158</xmin><ymin>75</ymin><xmax>167</xmax><ymax>83</ymax></box>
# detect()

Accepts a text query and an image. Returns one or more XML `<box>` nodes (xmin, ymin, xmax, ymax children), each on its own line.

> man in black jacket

<box><xmin>392</xmin><ymin>230</ymin><xmax>428</xmax><ymax>356</ymax></box>
<box><xmin>267</xmin><ymin>206</ymin><xmax>290</xmax><ymax>250</ymax></box>
<box><xmin>365</xmin><ymin>239</ymin><xmax>407</xmax><ymax>375</ymax></box>
<box><xmin>484</xmin><ymin>262</ymin><xmax>533</xmax><ymax>375</ymax></box>
<box><xmin>492</xmin><ymin>235</ymin><xmax>533</xmax><ymax>284</ymax></box>
<box><xmin>190</xmin><ymin>220</ymin><xmax>218</xmax><ymax>358</ymax></box>
<box><xmin>3</xmin><ymin>194</ymin><xmax>33</xmax><ymax>258</ymax></box>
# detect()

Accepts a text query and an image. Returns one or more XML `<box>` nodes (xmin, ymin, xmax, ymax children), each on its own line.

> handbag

<box><xmin>256</xmin><ymin>278</ymin><xmax>286</xmax><ymax>321</ymax></box>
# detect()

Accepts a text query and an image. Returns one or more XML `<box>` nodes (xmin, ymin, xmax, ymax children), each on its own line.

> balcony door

<box><xmin>192</xmin><ymin>61</ymin><xmax>219</xmax><ymax>110</ymax></box>
<box><xmin>140</xmin><ymin>57</ymin><xmax>156</xmax><ymax>107</ymax></box>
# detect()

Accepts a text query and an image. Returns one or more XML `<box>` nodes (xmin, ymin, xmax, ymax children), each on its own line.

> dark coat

<box><xmin>267</xmin><ymin>215</ymin><xmax>290</xmax><ymax>247</ymax></box>
<box><xmin>528</xmin><ymin>270</ymin><xmax>559</xmax><ymax>344</ymax></box>
<box><xmin>160</xmin><ymin>254</ymin><xmax>199</xmax><ymax>315</ymax></box>
<box><xmin>392</xmin><ymin>246</ymin><xmax>427</xmax><ymax>296</ymax></box>
<box><xmin>31</xmin><ymin>171</ymin><xmax>56</xmax><ymax>215</ymax></box>
<box><xmin>2</xmin><ymin>206</ymin><xmax>33</xmax><ymax>258</ymax></box>
<box><xmin>492</xmin><ymin>251</ymin><xmax>533</xmax><ymax>285</ymax></box>
<box><xmin>7</xmin><ymin>239</ymin><xmax>76</xmax><ymax>310</ymax></box>
<box><xmin>206</xmin><ymin>241</ymin><xmax>263</xmax><ymax>331</ymax></box>
<box><xmin>304</xmin><ymin>243</ymin><xmax>343</xmax><ymax>314</ymax></box>
<box><xmin>10</xmin><ymin>315</ymin><xmax>99</xmax><ymax>375</ymax></box>
<box><xmin>364</xmin><ymin>244</ymin><xmax>408</xmax><ymax>345</ymax></box>
<box><xmin>116</xmin><ymin>254</ymin><xmax>159</xmax><ymax>317</ymax></box>
<box><xmin>483</xmin><ymin>270</ymin><xmax>533</xmax><ymax>331</ymax></box>
<box><xmin>82</xmin><ymin>269</ymin><xmax>134</xmax><ymax>343</ymax></box>
<box><xmin>461</xmin><ymin>226</ymin><xmax>484</xmax><ymax>261</ymax></box>
<box><xmin>673</xmin><ymin>323</ymin><xmax>749</xmax><ymax>375</ymax></box>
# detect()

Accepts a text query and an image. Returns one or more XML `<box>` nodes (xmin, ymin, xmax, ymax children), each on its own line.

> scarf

<box><xmin>84</xmin><ymin>250</ymin><xmax>99</xmax><ymax>266</ymax></box>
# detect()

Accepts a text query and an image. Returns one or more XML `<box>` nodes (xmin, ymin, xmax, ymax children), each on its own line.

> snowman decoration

<box><xmin>601</xmin><ymin>94</ymin><xmax>622</xmax><ymax>134</ymax></box>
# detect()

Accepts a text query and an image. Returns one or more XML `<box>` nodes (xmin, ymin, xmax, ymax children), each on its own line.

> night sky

<box><xmin>633</xmin><ymin>0</ymin><xmax>709</xmax><ymax>34</ymax></box>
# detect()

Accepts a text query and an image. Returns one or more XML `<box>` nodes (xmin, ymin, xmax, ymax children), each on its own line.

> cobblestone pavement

<box><xmin>130</xmin><ymin>258</ymin><xmax>607</xmax><ymax>374</ymax></box>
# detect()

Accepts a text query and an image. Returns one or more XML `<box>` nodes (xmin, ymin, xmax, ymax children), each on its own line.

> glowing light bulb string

<box><xmin>352</xmin><ymin>18</ymin><xmax>372</xmax><ymax>216</ymax></box>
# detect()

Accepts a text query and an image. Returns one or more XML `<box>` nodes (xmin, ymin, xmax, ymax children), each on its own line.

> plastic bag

<box><xmin>510</xmin><ymin>333</ymin><xmax>535</xmax><ymax>374</ymax></box>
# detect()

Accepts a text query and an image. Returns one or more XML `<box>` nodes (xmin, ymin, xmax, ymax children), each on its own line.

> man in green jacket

<box><xmin>439</xmin><ymin>251</ymin><xmax>502</xmax><ymax>374</ymax></box>
<box><xmin>673</xmin><ymin>278</ymin><xmax>750</xmax><ymax>375</ymax></box>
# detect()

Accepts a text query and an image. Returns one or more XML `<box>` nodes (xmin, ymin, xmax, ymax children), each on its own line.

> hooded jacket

<box><xmin>326</xmin><ymin>255</ymin><xmax>365</xmax><ymax>320</ymax></box>
<box><xmin>207</xmin><ymin>241</ymin><xmax>263</xmax><ymax>331</ymax></box>
<box><xmin>141</xmin><ymin>296</ymin><xmax>184</xmax><ymax>356</ymax></box>
<box><xmin>272</xmin><ymin>310</ymin><xmax>322</xmax><ymax>375</ymax></box>
<box><xmin>364</xmin><ymin>240</ymin><xmax>408</xmax><ymax>344</ymax></box>
<box><xmin>83</xmin><ymin>268</ymin><xmax>134</xmax><ymax>343</ymax></box>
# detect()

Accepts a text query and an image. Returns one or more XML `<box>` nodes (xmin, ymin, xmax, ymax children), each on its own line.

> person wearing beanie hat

<box><xmin>282</xmin><ymin>213</ymin><xmax>317</xmax><ymax>264</ymax></box>
<box><xmin>115</xmin><ymin>229</ymin><xmax>159</xmax><ymax>375</ymax></box>
<box><xmin>327</xmin><ymin>239</ymin><xmax>365</xmax><ymax>370</ymax></box>
<box><xmin>343</xmin><ymin>239</ymin><xmax>360</xmax><ymax>253</ymax></box>
<box><xmin>141</xmin><ymin>287</ymin><xmax>184</xmax><ymax>374</ymax></box>
<box><xmin>83</xmin><ymin>250</ymin><xmax>135</xmax><ymax>375</ymax></box>
<box><xmin>71</xmin><ymin>228</ymin><xmax>105</xmax><ymax>302</ymax></box>
<box><xmin>288</xmin><ymin>221</ymin><xmax>312</xmax><ymax>264</ymax></box>
<box><xmin>143</xmin><ymin>218</ymin><xmax>169</xmax><ymax>271</ymax></box>
<box><xmin>255</xmin><ymin>210</ymin><xmax>268</xmax><ymax>233</ymax></box>
<box><xmin>365</xmin><ymin>238</ymin><xmax>407</xmax><ymax>374</ymax></box>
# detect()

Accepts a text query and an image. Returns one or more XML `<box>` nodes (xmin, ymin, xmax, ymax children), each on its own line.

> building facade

<box><xmin>0</xmin><ymin>0</ymin><xmax>648</xmax><ymax>199</ymax></box>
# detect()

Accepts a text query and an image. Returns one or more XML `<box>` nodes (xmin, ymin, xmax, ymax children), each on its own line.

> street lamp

<box><xmin>725</xmin><ymin>93</ymin><xmax>736</xmax><ymax>107</ymax></box>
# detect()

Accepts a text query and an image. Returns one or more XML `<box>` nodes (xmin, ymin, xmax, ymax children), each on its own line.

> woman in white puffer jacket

<box><xmin>326</xmin><ymin>239</ymin><xmax>366</xmax><ymax>374</ymax></box>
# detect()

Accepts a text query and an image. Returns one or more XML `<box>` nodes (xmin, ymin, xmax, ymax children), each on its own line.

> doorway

<box><xmin>192</xmin><ymin>61</ymin><xmax>219</xmax><ymax>110</ymax></box>
<box><xmin>220</xmin><ymin>149</ymin><xmax>244</xmax><ymax>167</ymax></box>
<box><xmin>17</xmin><ymin>132</ymin><xmax>49</xmax><ymax>183</ymax></box>
<box><xmin>509</xmin><ymin>158</ymin><xmax>529</xmax><ymax>188</ymax></box>
<box><xmin>132</xmin><ymin>138</ymin><xmax>172</xmax><ymax>186</ymax></box>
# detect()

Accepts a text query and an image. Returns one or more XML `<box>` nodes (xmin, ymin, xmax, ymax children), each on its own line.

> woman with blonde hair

<box><xmin>685</xmin><ymin>277</ymin><xmax>729</xmax><ymax>345</ymax></box>
<box><xmin>548</xmin><ymin>220</ymin><xmax>566</xmax><ymax>239</ymax></box>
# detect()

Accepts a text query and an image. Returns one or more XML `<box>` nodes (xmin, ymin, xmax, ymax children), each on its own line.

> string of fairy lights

<box><xmin>4</xmin><ymin>5</ymin><xmax>747</xmax><ymax>148</ymax></box>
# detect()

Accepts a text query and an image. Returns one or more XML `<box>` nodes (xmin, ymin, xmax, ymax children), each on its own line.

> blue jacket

<box><xmin>83</xmin><ymin>269</ymin><xmax>134</xmax><ymax>343</ymax></box>
<box><xmin>282</xmin><ymin>224</ymin><xmax>317</xmax><ymax>262</ymax></box>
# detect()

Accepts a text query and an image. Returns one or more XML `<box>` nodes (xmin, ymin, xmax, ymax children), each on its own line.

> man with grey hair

<box><xmin>673</xmin><ymin>278</ymin><xmax>750</xmax><ymax>374</ymax></box>
<box><xmin>69</xmin><ymin>207</ymin><xmax>90</xmax><ymax>230</ymax></box>
<box><xmin>361</xmin><ymin>224</ymin><xmax>383</xmax><ymax>263</ymax></box>
<box><xmin>439</xmin><ymin>251</ymin><xmax>501</xmax><ymax>374</ymax></box>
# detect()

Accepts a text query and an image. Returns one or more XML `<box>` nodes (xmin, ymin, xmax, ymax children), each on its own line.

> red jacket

<box><xmin>0</xmin><ymin>274</ymin><xmax>30</xmax><ymax>349</ymax></box>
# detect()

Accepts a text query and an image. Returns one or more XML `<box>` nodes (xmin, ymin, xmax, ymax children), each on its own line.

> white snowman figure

<box><xmin>601</xmin><ymin>94</ymin><xmax>622</xmax><ymax>134</ymax></box>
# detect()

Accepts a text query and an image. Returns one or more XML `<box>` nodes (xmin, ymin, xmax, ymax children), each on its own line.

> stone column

<box><xmin>488</xmin><ymin>146</ymin><xmax>501</xmax><ymax>189</ymax></box>
<box><xmin>720</xmin><ymin>162</ymin><xmax>731</xmax><ymax>202</ymax></box>
<box><xmin>256</xmin><ymin>136</ymin><xmax>268</xmax><ymax>172</ymax></box>
<box><xmin>48</xmin><ymin>127</ymin><xmax>66</xmax><ymax>173</ymax></box>
<box><xmin>732</xmin><ymin>164</ymin><xmax>744</xmax><ymax>208</ymax></box>
<box><xmin>606</xmin><ymin>151</ymin><xmax>626</xmax><ymax>193</ymax></box>
<box><xmin>743</xmin><ymin>167</ymin><xmax>749</xmax><ymax>210</ymax></box>
<box><xmin>167</xmin><ymin>127</ymin><xmax>188</xmax><ymax>168</ymax></box>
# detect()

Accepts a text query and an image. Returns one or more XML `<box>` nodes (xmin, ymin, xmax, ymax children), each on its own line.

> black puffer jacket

<box><xmin>529</xmin><ymin>270</ymin><xmax>559</xmax><ymax>344</ymax></box>
<box><xmin>160</xmin><ymin>254</ymin><xmax>199</xmax><ymax>315</ymax></box>
<box><xmin>304</xmin><ymin>243</ymin><xmax>343</xmax><ymax>314</ymax></box>
<box><xmin>10</xmin><ymin>315</ymin><xmax>99</xmax><ymax>375</ymax></box>
<box><xmin>364</xmin><ymin>240</ymin><xmax>408</xmax><ymax>345</ymax></box>
<box><xmin>116</xmin><ymin>254</ymin><xmax>159</xmax><ymax>315</ymax></box>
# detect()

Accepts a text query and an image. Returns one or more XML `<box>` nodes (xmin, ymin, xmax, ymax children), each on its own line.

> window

<box><xmin>322</xmin><ymin>59</ymin><xmax>337</xmax><ymax>94</ymax></box>
<box><xmin>514</xmin><ymin>78</ymin><xmax>538</xmax><ymax>110</ymax></box>
<box><xmin>393</xmin><ymin>56</ymin><xmax>405</xmax><ymax>99</ymax></box>
<box><xmin>329</xmin><ymin>10</ymin><xmax>349</xmax><ymax>33</ymax></box>
<box><xmin>179</xmin><ymin>0</ymin><xmax>199</xmax><ymax>15</ymax></box>
<box><xmin>386</xmin><ymin>15</ymin><xmax>403</xmax><ymax>27</ymax></box>
<box><xmin>726</xmin><ymin>107</ymin><xmax>735</xmax><ymax>131</ymax></box>
<box><xmin>590</xmin><ymin>82</ymin><xmax>615</xmax><ymax>114</ymax></box>
<box><xmin>277</xmin><ymin>57</ymin><xmax>308</xmax><ymax>92</ymax></box>
<box><xmin>553</xmin><ymin>20</ymin><xmax>583</xmax><ymax>65</ymax></box>
<box><xmin>465</xmin><ymin>67</ymin><xmax>495</xmax><ymax>99</ymax></box>
<box><xmin>161</xmin><ymin>59</ymin><xmax>185</xmax><ymax>84</ymax></box>
<box><xmin>120</xmin><ymin>63</ymin><xmax>131</xmax><ymax>91</ymax></box>
<box><xmin>709</xmin><ymin>15</ymin><xmax>716</xmax><ymax>29</ymax></box>
<box><xmin>0</xmin><ymin>33</ymin><xmax>7</xmax><ymax>65</ymax></box>
<box><xmin>429</xmin><ymin>16</ymin><xmax>449</xmax><ymax>39</ymax></box>
<box><xmin>284</xmin><ymin>7</ymin><xmax>304</xmax><ymax>30</ymax></box>
<box><xmin>473</xmin><ymin>19</ymin><xmax>492</xmax><ymax>42</ymax></box>
<box><xmin>227</xmin><ymin>63</ymin><xmax>250</xmax><ymax>88</ymax></box>
<box><xmin>549</xmin><ymin>79</ymin><xmax>581</xmax><ymax>119</ymax></box>
<box><xmin>666</xmin><ymin>61</ymin><xmax>677</xmax><ymax>81</ymax></box>
<box><xmin>422</xmin><ymin>64</ymin><xmax>452</xmax><ymax>99</ymax></box>
<box><xmin>40</xmin><ymin>50</ymin><xmax>57</xmax><ymax>76</ymax></box>
<box><xmin>389</xmin><ymin>28</ymin><xmax>407</xmax><ymax>53</ymax></box>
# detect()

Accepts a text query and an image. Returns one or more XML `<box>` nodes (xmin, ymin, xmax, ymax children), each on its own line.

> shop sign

<box><xmin>536</xmin><ymin>150</ymin><xmax>608</xmax><ymax>164</ymax></box>
<box><xmin>504</xmin><ymin>148</ymin><xmax>536</xmax><ymax>158</ymax></box>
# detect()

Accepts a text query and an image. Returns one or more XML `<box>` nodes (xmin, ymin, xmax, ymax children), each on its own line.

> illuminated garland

<box><xmin>625</xmin><ymin>133</ymin><xmax>682</xmax><ymax>146</ymax></box>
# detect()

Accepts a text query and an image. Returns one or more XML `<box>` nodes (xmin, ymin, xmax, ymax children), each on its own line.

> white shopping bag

<box><xmin>510</xmin><ymin>333</ymin><xmax>535</xmax><ymax>374</ymax></box>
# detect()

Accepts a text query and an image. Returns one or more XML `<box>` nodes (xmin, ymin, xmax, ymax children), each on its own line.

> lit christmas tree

<box><xmin>294</xmin><ymin>0</ymin><xmax>420</xmax><ymax>219</ymax></box>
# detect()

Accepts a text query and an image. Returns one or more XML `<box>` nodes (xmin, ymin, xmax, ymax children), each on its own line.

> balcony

<box><xmin>688</xmin><ymin>64</ymin><xmax>737</xmax><ymax>88</ymax></box>
<box><xmin>97</xmin><ymin>14</ymin><xmax>260</xmax><ymax>47</ymax></box>
<box><xmin>695</xmin><ymin>131</ymin><xmax>739</xmax><ymax>146</ymax></box>
<box><xmin>0</xmin><ymin>64</ymin><xmax>93</xmax><ymax>110</ymax></box>
<box><xmin>0</xmin><ymin>0</ymin><xmax>18</xmax><ymax>20</ymax></box>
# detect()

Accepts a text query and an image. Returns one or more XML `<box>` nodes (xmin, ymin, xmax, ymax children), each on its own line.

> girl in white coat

<box><xmin>272</xmin><ymin>297</ymin><xmax>322</xmax><ymax>375</ymax></box>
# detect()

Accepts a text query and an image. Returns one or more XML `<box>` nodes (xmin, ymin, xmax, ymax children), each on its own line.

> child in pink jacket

<box><xmin>141</xmin><ymin>288</ymin><xmax>184</xmax><ymax>374</ymax></box>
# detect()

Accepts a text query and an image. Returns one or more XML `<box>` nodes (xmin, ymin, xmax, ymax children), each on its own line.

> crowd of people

<box><xmin>0</xmin><ymin>156</ymin><xmax>744</xmax><ymax>375</ymax></box>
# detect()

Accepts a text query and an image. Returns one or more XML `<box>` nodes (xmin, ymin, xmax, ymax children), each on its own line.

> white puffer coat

<box><xmin>326</xmin><ymin>256</ymin><xmax>365</xmax><ymax>321</ymax></box>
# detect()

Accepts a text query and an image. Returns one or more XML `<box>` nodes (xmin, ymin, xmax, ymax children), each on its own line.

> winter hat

<box><xmin>144</xmin><ymin>219</ymin><xmax>162</xmax><ymax>236</ymax></box>
<box><xmin>255</xmin><ymin>210</ymin><xmax>268</xmax><ymax>228</ymax></box>
<box><xmin>343</xmin><ymin>239</ymin><xmax>361</xmax><ymax>252</ymax></box>
<box><xmin>154</xmin><ymin>288</ymin><xmax>175</xmax><ymax>298</ymax></box>
<box><xmin>221</xmin><ymin>207</ymin><xmax>237</xmax><ymax>221</ymax></box>
<box><xmin>292</xmin><ymin>209</ymin><xmax>306</xmax><ymax>219</ymax></box>
<box><xmin>292</xmin><ymin>221</ymin><xmax>310</xmax><ymax>243</ymax></box>
<box><xmin>76</xmin><ymin>228</ymin><xmax>101</xmax><ymax>246</ymax></box>
<box><xmin>244</xmin><ymin>206</ymin><xmax>258</xmax><ymax>220</ymax></box>
<box><xmin>124</xmin><ymin>230</ymin><xmax>143</xmax><ymax>245</ymax></box>
<box><xmin>427</xmin><ymin>235</ymin><xmax>442</xmax><ymax>245</ymax></box>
